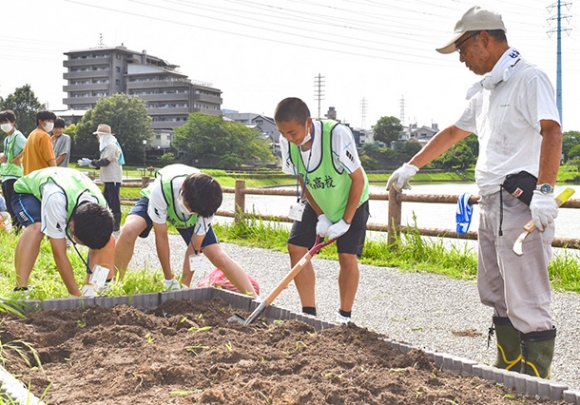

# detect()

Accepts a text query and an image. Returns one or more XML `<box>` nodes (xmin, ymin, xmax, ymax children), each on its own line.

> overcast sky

<box><xmin>2</xmin><ymin>0</ymin><xmax>579</xmax><ymax>131</ymax></box>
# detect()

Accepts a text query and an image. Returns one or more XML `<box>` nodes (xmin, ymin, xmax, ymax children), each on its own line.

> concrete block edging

<box><xmin>5</xmin><ymin>288</ymin><xmax>579</xmax><ymax>405</ymax></box>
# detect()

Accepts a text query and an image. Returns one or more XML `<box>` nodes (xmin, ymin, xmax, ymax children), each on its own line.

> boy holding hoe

<box><xmin>275</xmin><ymin>97</ymin><xmax>370</xmax><ymax>323</ymax></box>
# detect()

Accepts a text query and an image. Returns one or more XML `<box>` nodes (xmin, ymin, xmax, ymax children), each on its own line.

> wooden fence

<box><xmin>119</xmin><ymin>178</ymin><xmax>580</xmax><ymax>249</ymax></box>
<box><xmin>216</xmin><ymin>180</ymin><xmax>580</xmax><ymax>250</ymax></box>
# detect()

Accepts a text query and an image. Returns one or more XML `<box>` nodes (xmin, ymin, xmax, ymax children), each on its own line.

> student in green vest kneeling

<box><xmin>275</xmin><ymin>98</ymin><xmax>370</xmax><ymax>324</ymax></box>
<box><xmin>114</xmin><ymin>164</ymin><xmax>258</xmax><ymax>297</ymax></box>
<box><xmin>11</xmin><ymin>168</ymin><xmax>115</xmax><ymax>297</ymax></box>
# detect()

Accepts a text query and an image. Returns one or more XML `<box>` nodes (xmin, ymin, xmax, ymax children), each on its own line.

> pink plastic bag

<box><xmin>197</xmin><ymin>268</ymin><xmax>260</xmax><ymax>296</ymax></box>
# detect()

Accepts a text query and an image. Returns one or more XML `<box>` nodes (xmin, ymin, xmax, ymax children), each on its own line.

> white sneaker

<box><xmin>96</xmin><ymin>279</ymin><xmax>115</xmax><ymax>295</ymax></box>
<box><xmin>81</xmin><ymin>284</ymin><xmax>96</xmax><ymax>297</ymax></box>
<box><xmin>164</xmin><ymin>278</ymin><xmax>182</xmax><ymax>291</ymax></box>
<box><xmin>335</xmin><ymin>313</ymin><xmax>351</xmax><ymax>324</ymax></box>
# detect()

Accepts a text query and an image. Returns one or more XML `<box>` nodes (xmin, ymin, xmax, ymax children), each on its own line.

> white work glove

<box><xmin>529</xmin><ymin>190</ymin><xmax>558</xmax><ymax>232</ymax></box>
<box><xmin>386</xmin><ymin>163</ymin><xmax>419</xmax><ymax>192</ymax></box>
<box><xmin>316</xmin><ymin>214</ymin><xmax>333</xmax><ymax>237</ymax></box>
<box><xmin>327</xmin><ymin>219</ymin><xmax>351</xmax><ymax>240</ymax></box>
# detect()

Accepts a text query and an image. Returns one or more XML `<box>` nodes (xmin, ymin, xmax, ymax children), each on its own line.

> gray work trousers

<box><xmin>477</xmin><ymin>190</ymin><xmax>554</xmax><ymax>334</ymax></box>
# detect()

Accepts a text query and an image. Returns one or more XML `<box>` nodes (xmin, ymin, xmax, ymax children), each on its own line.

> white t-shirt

<box><xmin>147</xmin><ymin>176</ymin><xmax>213</xmax><ymax>235</ymax></box>
<box><xmin>455</xmin><ymin>58</ymin><xmax>561</xmax><ymax>196</ymax></box>
<box><xmin>41</xmin><ymin>183</ymin><xmax>99</xmax><ymax>239</ymax></box>
<box><xmin>280</xmin><ymin>121</ymin><xmax>362</xmax><ymax>177</ymax></box>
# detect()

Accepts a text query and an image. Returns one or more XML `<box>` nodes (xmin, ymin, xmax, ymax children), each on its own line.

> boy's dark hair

<box><xmin>181</xmin><ymin>173</ymin><xmax>223</xmax><ymax>217</ymax></box>
<box><xmin>54</xmin><ymin>118</ymin><xmax>66</xmax><ymax>128</ymax></box>
<box><xmin>274</xmin><ymin>97</ymin><xmax>311</xmax><ymax>124</ymax></box>
<box><xmin>71</xmin><ymin>202</ymin><xmax>113</xmax><ymax>249</ymax></box>
<box><xmin>0</xmin><ymin>110</ymin><xmax>16</xmax><ymax>123</ymax></box>
<box><xmin>36</xmin><ymin>110</ymin><xmax>57</xmax><ymax>126</ymax></box>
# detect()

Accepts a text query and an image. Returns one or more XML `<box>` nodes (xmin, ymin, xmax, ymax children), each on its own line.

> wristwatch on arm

<box><xmin>536</xmin><ymin>183</ymin><xmax>554</xmax><ymax>194</ymax></box>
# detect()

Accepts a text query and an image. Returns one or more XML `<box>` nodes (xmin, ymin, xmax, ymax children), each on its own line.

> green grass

<box><xmin>556</xmin><ymin>164</ymin><xmax>580</xmax><ymax>182</ymax></box>
<box><xmin>1</xmin><ymin>196</ymin><xmax>579</xmax><ymax>301</ymax></box>
<box><xmin>213</xmin><ymin>218</ymin><xmax>580</xmax><ymax>292</ymax></box>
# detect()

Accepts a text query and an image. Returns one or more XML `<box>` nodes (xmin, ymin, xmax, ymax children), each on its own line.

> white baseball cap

<box><xmin>436</xmin><ymin>6</ymin><xmax>506</xmax><ymax>54</ymax></box>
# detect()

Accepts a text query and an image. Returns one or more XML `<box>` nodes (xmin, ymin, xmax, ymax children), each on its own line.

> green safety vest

<box><xmin>288</xmin><ymin>120</ymin><xmax>369</xmax><ymax>223</ymax></box>
<box><xmin>1</xmin><ymin>131</ymin><xmax>25</xmax><ymax>178</ymax></box>
<box><xmin>14</xmin><ymin>167</ymin><xmax>106</xmax><ymax>238</ymax></box>
<box><xmin>141</xmin><ymin>164</ymin><xmax>200</xmax><ymax>229</ymax></box>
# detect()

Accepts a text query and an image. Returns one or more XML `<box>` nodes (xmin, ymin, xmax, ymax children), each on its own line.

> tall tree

<box><xmin>373</xmin><ymin>116</ymin><xmax>403</xmax><ymax>146</ymax></box>
<box><xmin>562</xmin><ymin>130</ymin><xmax>580</xmax><ymax>161</ymax></box>
<box><xmin>433</xmin><ymin>139</ymin><xmax>475</xmax><ymax>170</ymax></box>
<box><xmin>0</xmin><ymin>84</ymin><xmax>45</xmax><ymax>136</ymax></box>
<box><xmin>173</xmin><ymin>113</ymin><xmax>274</xmax><ymax>169</ymax></box>
<box><xmin>74</xmin><ymin>94</ymin><xmax>154</xmax><ymax>162</ymax></box>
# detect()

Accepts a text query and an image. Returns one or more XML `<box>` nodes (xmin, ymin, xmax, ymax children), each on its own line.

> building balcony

<box><xmin>126</xmin><ymin>80</ymin><xmax>190</xmax><ymax>90</ymax></box>
<box><xmin>63</xmin><ymin>96</ymin><xmax>102</xmax><ymax>105</ymax></box>
<box><xmin>194</xmin><ymin>94</ymin><xmax>222</xmax><ymax>104</ymax></box>
<box><xmin>64</xmin><ymin>71</ymin><xmax>110</xmax><ymax>80</ymax></box>
<box><xmin>151</xmin><ymin>121</ymin><xmax>182</xmax><ymax>130</ymax></box>
<box><xmin>63</xmin><ymin>56</ymin><xmax>111</xmax><ymax>67</ymax></box>
<box><xmin>63</xmin><ymin>83</ymin><xmax>110</xmax><ymax>92</ymax></box>
<box><xmin>147</xmin><ymin>107</ymin><xmax>189</xmax><ymax>115</ymax></box>
<box><xmin>134</xmin><ymin>93</ymin><xmax>189</xmax><ymax>102</ymax></box>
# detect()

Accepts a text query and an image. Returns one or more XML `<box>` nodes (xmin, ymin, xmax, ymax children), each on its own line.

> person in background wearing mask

<box><xmin>90</xmin><ymin>124</ymin><xmax>124</xmax><ymax>232</ymax></box>
<box><xmin>22</xmin><ymin>110</ymin><xmax>57</xmax><ymax>175</ymax></box>
<box><xmin>51</xmin><ymin>118</ymin><xmax>71</xmax><ymax>168</ymax></box>
<box><xmin>0</xmin><ymin>110</ymin><xmax>27</xmax><ymax>232</ymax></box>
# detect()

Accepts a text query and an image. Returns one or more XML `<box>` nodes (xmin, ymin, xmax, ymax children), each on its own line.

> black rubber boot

<box><xmin>520</xmin><ymin>327</ymin><xmax>557</xmax><ymax>379</ymax></box>
<box><xmin>489</xmin><ymin>316</ymin><xmax>521</xmax><ymax>372</ymax></box>
<box><xmin>113</xmin><ymin>212</ymin><xmax>122</xmax><ymax>232</ymax></box>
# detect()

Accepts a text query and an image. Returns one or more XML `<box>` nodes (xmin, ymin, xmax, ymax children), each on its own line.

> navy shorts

<box><xmin>128</xmin><ymin>197</ymin><xmax>218</xmax><ymax>248</ymax></box>
<box><xmin>288</xmin><ymin>200</ymin><xmax>370</xmax><ymax>256</ymax></box>
<box><xmin>11</xmin><ymin>193</ymin><xmax>41</xmax><ymax>227</ymax></box>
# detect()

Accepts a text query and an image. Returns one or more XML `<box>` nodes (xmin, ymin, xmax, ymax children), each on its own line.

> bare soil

<box><xmin>0</xmin><ymin>298</ymin><xmax>564</xmax><ymax>404</ymax></box>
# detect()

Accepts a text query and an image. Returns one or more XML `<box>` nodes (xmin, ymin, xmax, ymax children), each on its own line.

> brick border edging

<box><xmin>11</xmin><ymin>288</ymin><xmax>579</xmax><ymax>405</ymax></box>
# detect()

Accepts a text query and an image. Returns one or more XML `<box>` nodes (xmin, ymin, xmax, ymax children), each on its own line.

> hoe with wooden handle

<box><xmin>228</xmin><ymin>236</ymin><xmax>336</xmax><ymax>326</ymax></box>
<box><xmin>512</xmin><ymin>188</ymin><xmax>575</xmax><ymax>256</ymax></box>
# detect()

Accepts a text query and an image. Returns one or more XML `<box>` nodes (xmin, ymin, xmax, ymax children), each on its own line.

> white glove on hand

<box><xmin>529</xmin><ymin>190</ymin><xmax>558</xmax><ymax>232</ymax></box>
<box><xmin>316</xmin><ymin>214</ymin><xmax>333</xmax><ymax>237</ymax></box>
<box><xmin>327</xmin><ymin>219</ymin><xmax>351</xmax><ymax>240</ymax></box>
<box><xmin>386</xmin><ymin>163</ymin><xmax>419</xmax><ymax>192</ymax></box>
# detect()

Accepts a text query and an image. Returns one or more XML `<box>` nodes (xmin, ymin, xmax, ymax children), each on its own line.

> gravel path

<box><xmin>129</xmin><ymin>235</ymin><xmax>580</xmax><ymax>390</ymax></box>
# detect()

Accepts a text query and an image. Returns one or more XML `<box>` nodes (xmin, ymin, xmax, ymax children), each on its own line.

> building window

<box><xmin>116</xmin><ymin>79</ymin><xmax>120</xmax><ymax>86</ymax></box>
<box><xmin>156</xmin><ymin>134</ymin><xmax>161</xmax><ymax>140</ymax></box>
<box><xmin>116</xmin><ymin>66</ymin><xmax>121</xmax><ymax>72</ymax></box>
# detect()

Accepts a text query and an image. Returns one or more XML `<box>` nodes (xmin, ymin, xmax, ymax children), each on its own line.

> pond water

<box><xmin>220</xmin><ymin>182</ymin><xmax>580</xmax><ymax>241</ymax></box>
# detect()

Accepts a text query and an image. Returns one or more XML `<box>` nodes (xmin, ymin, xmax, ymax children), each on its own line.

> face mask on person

<box><xmin>299</xmin><ymin>119</ymin><xmax>311</xmax><ymax>146</ymax></box>
<box><xmin>43</xmin><ymin>121</ymin><xmax>54</xmax><ymax>132</ymax></box>
<box><xmin>0</xmin><ymin>123</ymin><xmax>12</xmax><ymax>133</ymax></box>
<box><xmin>177</xmin><ymin>197</ymin><xmax>193</xmax><ymax>215</ymax></box>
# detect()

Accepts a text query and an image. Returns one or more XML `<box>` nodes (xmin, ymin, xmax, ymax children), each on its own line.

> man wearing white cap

<box><xmin>91</xmin><ymin>124</ymin><xmax>124</xmax><ymax>231</ymax></box>
<box><xmin>386</xmin><ymin>6</ymin><xmax>562</xmax><ymax>379</ymax></box>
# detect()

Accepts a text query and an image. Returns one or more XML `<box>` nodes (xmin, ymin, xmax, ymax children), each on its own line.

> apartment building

<box><xmin>63</xmin><ymin>45</ymin><xmax>222</xmax><ymax>148</ymax></box>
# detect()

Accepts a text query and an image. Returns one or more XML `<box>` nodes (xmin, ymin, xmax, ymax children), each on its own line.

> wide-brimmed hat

<box><xmin>436</xmin><ymin>6</ymin><xmax>506</xmax><ymax>54</ymax></box>
<box><xmin>93</xmin><ymin>124</ymin><xmax>114</xmax><ymax>135</ymax></box>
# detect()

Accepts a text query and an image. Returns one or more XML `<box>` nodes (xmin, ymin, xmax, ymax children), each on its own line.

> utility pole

<box><xmin>399</xmin><ymin>95</ymin><xmax>406</xmax><ymax>126</ymax></box>
<box><xmin>547</xmin><ymin>0</ymin><xmax>572</xmax><ymax>127</ymax></box>
<box><xmin>97</xmin><ymin>33</ymin><xmax>105</xmax><ymax>49</ymax></box>
<box><xmin>313</xmin><ymin>74</ymin><xmax>325</xmax><ymax>119</ymax></box>
<box><xmin>360</xmin><ymin>97</ymin><xmax>368</xmax><ymax>129</ymax></box>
